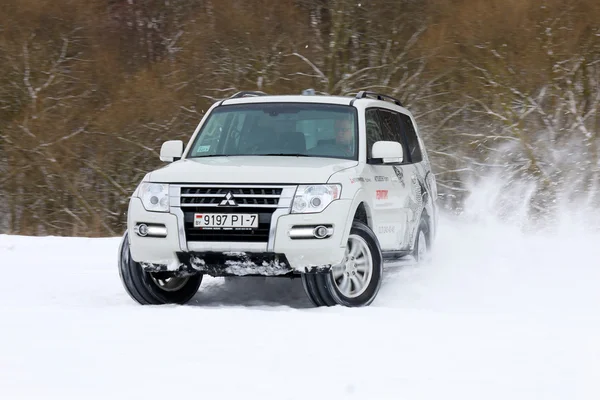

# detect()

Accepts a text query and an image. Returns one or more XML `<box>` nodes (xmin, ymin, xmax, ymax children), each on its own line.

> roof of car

<box><xmin>220</xmin><ymin>94</ymin><xmax>354</xmax><ymax>106</ymax></box>
<box><xmin>216</xmin><ymin>91</ymin><xmax>413</xmax><ymax>116</ymax></box>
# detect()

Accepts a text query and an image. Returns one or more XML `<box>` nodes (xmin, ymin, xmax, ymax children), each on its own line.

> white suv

<box><xmin>118</xmin><ymin>90</ymin><xmax>438</xmax><ymax>307</ymax></box>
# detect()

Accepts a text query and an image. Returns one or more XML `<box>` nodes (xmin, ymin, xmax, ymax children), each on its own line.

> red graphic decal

<box><xmin>195</xmin><ymin>214</ymin><xmax>203</xmax><ymax>218</ymax></box>
<box><xmin>376</xmin><ymin>190</ymin><xmax>388</xmax><ymax>200</ymax></box>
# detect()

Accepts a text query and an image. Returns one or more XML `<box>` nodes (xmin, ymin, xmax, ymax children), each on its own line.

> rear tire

<box><xmin>412</xmin><ymin>218</ymin><xmax>430</xmax><ymax>264</ymax></box>
<box><xmin>118</xmin><ymin>232</ymin><xmax>203</xmax><ymax>305</ymax></box>
<box><xmin>301</xmin><ymin>221</ymin><xmax>383</xmax><ymax>307</ymax></box>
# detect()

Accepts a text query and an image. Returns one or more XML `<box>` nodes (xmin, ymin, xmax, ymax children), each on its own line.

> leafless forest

<box><xmin>1</xmin><ymin>0</ymin><xmax>599</xmax><ymax>236</ymax></box>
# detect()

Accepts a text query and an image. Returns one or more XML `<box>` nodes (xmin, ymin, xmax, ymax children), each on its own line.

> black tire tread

<box><xmin>314</xmin><ymin>273</ymin><xmax>337</xmax><ymax>306</ymax></box>
<box><xmin>300</xmin><ymin>274</ymin><xmax>319</xmax><ymax>306</ymax></box>
<box><xmin>300</xmin><ymin>220</ymin><xmax>383</xmax><ymax>308</ymax></box>
<box><xmin>118</xmin><ymin>232</ymin><xmax>202</xmax><ymax>305</ymax></box>
<box><xmin>301</xmin><ymin>273</ymin><xmax>326</xmax><ymax>306</ymax></box>
<box><xmin>412</xmin><ymin>217</ymin><xmax>430</xmax><ymax>263</ymax></box>
<box><xmin>118</xmin><ymin>233</ymin><xmax>162</xmax><ymax>305</ymax></box>
<box><xmin>324</xmin><ymin>220</ymin><xmax>383</xmax><ymax>307</ymax></box>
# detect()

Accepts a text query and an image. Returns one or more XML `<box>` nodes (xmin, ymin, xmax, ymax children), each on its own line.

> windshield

<box><xmin>187</xmin><ymin>103</ymin><xmax>358</xmax><ymax>160</ymax></box>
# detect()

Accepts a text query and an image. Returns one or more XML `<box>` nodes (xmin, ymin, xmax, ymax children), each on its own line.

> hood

<box><xmin>148</xmin><ymin>156</ymin><xmax>358</xmax><ymax>184</ymax></box>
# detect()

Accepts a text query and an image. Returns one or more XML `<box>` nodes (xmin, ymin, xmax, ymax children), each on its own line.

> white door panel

<box><xmin>366</xmin><ymin>165</ymin><xmax>405</xmax><ymax>251</ymax></box>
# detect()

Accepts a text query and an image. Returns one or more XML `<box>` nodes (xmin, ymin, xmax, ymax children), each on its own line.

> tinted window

<box><xmin>398</xmin><ymin>113</ymin><xmax>422</xmax><ymax>163</ymax></box>
<box><xmin>365</xmin><ymin>109</ymin><xmax>384</xmax><ymax>159</ymax></box>
<box><xmin>377</xmin><ymin>109</ymin><xmax>403</xmax><ymax>142</ymax></box>
<box><xmin>368</xmin><ymin>108</ymin><xmax>414</xmax><ymax>163</ymax></box>
<box><xmin>188</xmin><ymin>103</ymin><xmax>358</xmax><ymax>160</ymax></box>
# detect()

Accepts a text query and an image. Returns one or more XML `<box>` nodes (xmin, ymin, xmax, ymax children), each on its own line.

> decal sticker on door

<box><xmin>377</xmin><ymin>224</ymin><xmax>395</xmax><ymax>234</ymax></box>
<box><xmin>350</xmin><ymin>177</ymin><xmax>371</xmax><ymax>183</ymax></box>
<box><xmin>392</xmin><ymin>166</ymin><xmax>405</xmax><ymax>187</ymax></box>
<box><xmin>376</xmin><ymin>190</ymin><xmax>388</xmax><ymax>200</ymax></box>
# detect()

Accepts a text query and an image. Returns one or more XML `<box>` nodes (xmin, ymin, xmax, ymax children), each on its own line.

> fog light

<box><xmin>134</xmin><ymin>223</ymin><xmax>167</xmax><ymax>238</ymax></box>
<box><xmin>288</xmin><ymin>227</ymin><xmax>315</xmax><ymax>239</ymax></box>
<box><xmin>135</xmin><ymin>223</ymin><xmax>149</xmax><ymax>237</ymax></box>
<box><xmin>314</xmin><ymin>225</ymin><xmax>329</xmax><ymax>239</ymax></box>
<box><xmin>288</xmin><ymin>225</ymin><xmax>333</xmax><ymax>239</ymax></box>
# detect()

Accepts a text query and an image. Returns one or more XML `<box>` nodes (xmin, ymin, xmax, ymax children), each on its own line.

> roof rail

<box><xmin>229</xmin><ymin>90</ymin><xmax>268</xmax><ymax>99</ymax></box>
<box><xmin>355</xmin><ymin>91</ymin><xmax>403</xmax><ymax>107</ymax></box>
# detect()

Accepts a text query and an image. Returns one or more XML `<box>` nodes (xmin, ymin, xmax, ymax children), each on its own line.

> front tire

<box><xmin>302</xmin><ymin>221</ymin><xmax>383</xmax><ymax>307</ymax></box>
<box><xmin>118</xmin><ymin>232</ymin><xmax>203</xmax><ymax>305</ymax></box>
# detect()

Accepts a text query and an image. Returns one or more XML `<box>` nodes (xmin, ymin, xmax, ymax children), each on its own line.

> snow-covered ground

<box><xmin>1</xmin><ymin>184</ymin><xmax>599</xmax><ymax>399</ymax></box>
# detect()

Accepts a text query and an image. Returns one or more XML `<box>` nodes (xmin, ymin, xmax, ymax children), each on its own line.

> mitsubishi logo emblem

<box><xmin>219</xmin><ymin>192</ymin><xmax>237</xmax><ymax>206</ymax></box>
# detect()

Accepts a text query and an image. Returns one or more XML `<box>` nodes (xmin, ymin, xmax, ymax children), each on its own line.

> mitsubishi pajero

<box><xmin>118</xmin><ymin>90</ymin><xmax>438</xmax><ymax>307</ymax></box>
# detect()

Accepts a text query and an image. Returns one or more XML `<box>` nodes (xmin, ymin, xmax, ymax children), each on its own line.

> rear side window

<box><xmin>367</xmin><ymin>107</ymin><xmax>422</xmax><ymax>164</ymax></box>
<box><xmin>378</xmin><ymin>109</ymin><xmax>408</xmax><ymax>163</ymax></box>
<box><xmin>377</xmin><ymin>109</ymin><xmax>404</xmax><ymax>142</ymax></box>
<box><xmin>398</xmin><ymin>113</ymin><xmax>422</xmax><ymax>163</ymax></box>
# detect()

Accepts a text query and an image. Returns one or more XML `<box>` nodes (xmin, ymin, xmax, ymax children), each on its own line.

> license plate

<box><xmin>194</xmin><ymin>213</ymin><xmax>258</xmax><ymax>229</ymax></box>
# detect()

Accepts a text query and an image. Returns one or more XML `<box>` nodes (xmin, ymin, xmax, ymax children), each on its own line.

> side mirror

<box><xmin>371</xmin><ymin>141</ymin><xmax>403</xmax><ymax>164</ymax></box>
<box><xmin>160</xmin><ymin>140</ymin><xmax>184</xmax><ymax>162</ymax></box>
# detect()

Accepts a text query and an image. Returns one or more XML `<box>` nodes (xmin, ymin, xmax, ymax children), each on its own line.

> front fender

<box><xmin>338</xmin><ymin>188</ymin><xmax>375</xmax><ymax>247</ymax></box>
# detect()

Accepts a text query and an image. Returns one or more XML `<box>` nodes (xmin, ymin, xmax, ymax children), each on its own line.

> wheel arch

<box><xmin>339</xmin><ymin>189</ymin><xmax>374</xmax><ymax>247</ymax></box>
<box><xmin>353</xmin><ymin>202</ymin><xmax>372</xmax><ymax>228</ymax></box>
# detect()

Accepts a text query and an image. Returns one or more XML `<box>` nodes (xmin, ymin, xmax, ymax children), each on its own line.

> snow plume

<box><xmin>458</xmin><ymin>170</ymin><xmax>538</xmax><ymax>228</ymax></box>
<box><xmin>455</xmin><ymin>173</ymin><xmax>600</xmax><ymax>239</ymax></box>
<box><xmin>450</xmin><ymin>133</ymin><xmax>600</xmax><ymax>235</ymax></box>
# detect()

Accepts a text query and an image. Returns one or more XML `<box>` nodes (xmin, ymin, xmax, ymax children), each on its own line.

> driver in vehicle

<box><xmin>334</xmin><ymin>117</ymin><xmax>354</xmax><ymax>157</ymax></box>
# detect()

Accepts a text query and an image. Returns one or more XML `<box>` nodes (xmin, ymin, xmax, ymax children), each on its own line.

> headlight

<box><xmin>292</xmin><ymin>185</ymin><xmax>341</xmax><ymax>214</ymax></box>
<box><xmin>139</xmin><ymin>183</ymin><xmax>169</xmax><ymax>212</ymax></box>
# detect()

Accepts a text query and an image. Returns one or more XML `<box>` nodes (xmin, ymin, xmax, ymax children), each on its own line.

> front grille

<box><xmin>179</xmin><ymin>185</ymin><xmax>286</xmax><ymax>243</ymax></box>
<box><xmin>183</xmin><ymin>207</ymin><xmax>274</xmax><ymax>242</ymax></box>
<box><xmin>180</xmin><ymin>186</ymin><xmax>283</xmax><ymax>207</ymax></box>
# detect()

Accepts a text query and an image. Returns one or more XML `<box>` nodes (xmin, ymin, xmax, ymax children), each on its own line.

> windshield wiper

<box><xmin>188</xmin><ymin>154</ymin><xmax>230</xmax><ymax>158</ymax></box>
<box><xmin>189</xmin><ymin>153</ymin><xmax>311</xmax><ymax>158</ymax></box>
<box><xmin>262</xmin><ymin>153</ymin><xmax>310</xmax><ymax>157</ymax></box>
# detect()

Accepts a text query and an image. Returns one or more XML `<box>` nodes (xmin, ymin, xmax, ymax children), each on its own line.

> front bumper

<box><xmin>127</xmin><ymin>189</ymin><xmax>351</xmax><ymax>276</ymax></box>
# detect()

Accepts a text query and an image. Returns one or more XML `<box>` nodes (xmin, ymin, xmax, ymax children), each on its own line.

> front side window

<box><xmin>187</xmin><ymin>103</ymin><xmax>358</xmax><ymax>160</ymax></box>
<box><xmin>365</xmin><ymin>109</ymin><xmax>384</xmax><ymax>159</ymax></box>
